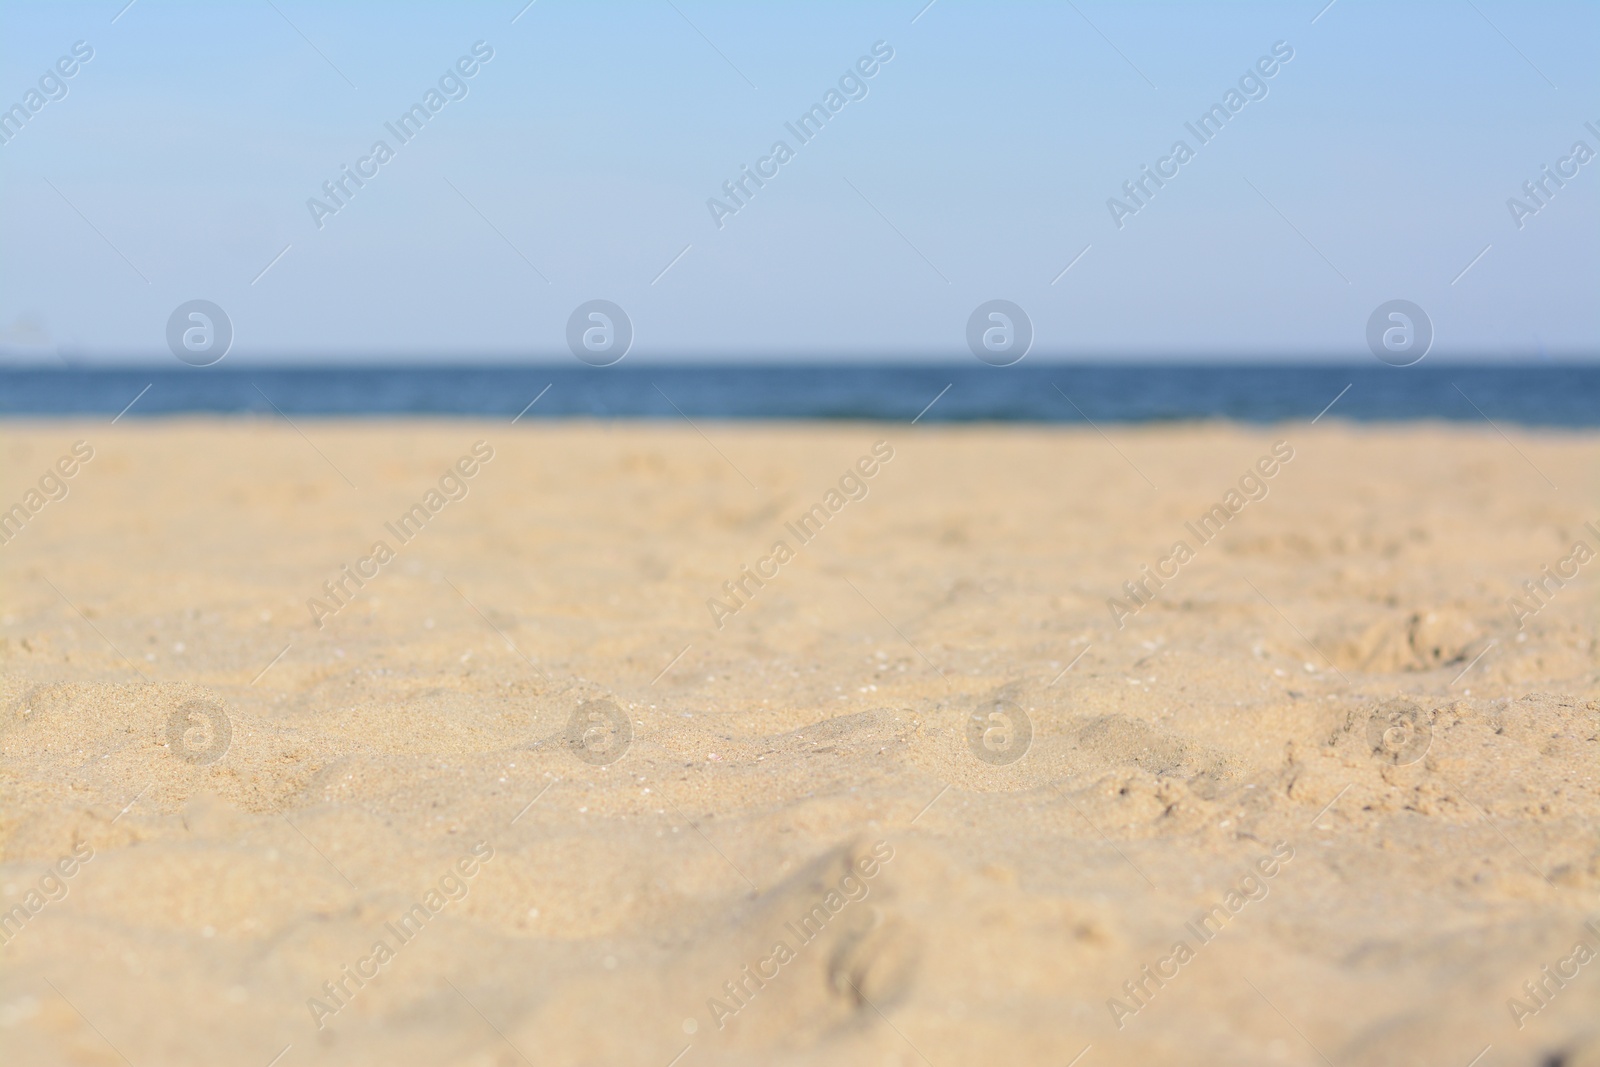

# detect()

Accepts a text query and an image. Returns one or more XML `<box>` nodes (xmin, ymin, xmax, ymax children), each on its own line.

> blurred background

<box><xmin>0</xmin><ymin>0</ymin><xmax>1595</xmax><ymax>365</ymax></box>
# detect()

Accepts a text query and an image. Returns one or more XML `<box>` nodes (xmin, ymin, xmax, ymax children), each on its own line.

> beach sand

<box><xmin>1</xmin><ymin>418</ymin><xmax>1597</xmax><ymax>1066</ymax></box>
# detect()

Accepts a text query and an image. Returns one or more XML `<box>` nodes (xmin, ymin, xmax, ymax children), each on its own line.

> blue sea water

<box><xmin>1</xmin><ymin>364</ymin><xmax>1597</xmax><ymax>426</ymax></box>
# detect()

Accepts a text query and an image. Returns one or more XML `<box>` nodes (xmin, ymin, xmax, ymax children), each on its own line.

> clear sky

<box><xmin>0</xmin><ymin>0</ymin><xmax>1595</xmax><ymax>362</ymax></box>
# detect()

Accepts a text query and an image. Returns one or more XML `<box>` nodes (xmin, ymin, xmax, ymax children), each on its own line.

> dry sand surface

<box><xmin>1</xmin><ymin>417</ymin><xmax>1598</xmax><ymax>1067</ymax></box>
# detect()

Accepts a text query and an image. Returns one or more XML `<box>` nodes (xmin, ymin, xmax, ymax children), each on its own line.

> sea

<box><xmin>2</xmin><ymin>364</ymin><xmax>1597</xmax><ymax>426</ymax></box>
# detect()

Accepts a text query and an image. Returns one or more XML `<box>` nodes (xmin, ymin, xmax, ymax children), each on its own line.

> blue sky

<box><xmin>0</xmin><ymin>0</ymin><xmax>1595</xmax><ymax>362</ymax></box>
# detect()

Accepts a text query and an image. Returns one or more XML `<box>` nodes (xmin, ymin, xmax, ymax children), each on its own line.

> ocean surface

<box><xmin>2</xmin><ymin>364</ymin><xmax>1597</xmax><ymax>426</ymax></box>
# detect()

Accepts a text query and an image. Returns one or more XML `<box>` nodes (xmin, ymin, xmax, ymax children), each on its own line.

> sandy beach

<box><xmin>1</xmin><ymin>418</ymin><xmax>1597</xmax><ymax>1067</ymax></box>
